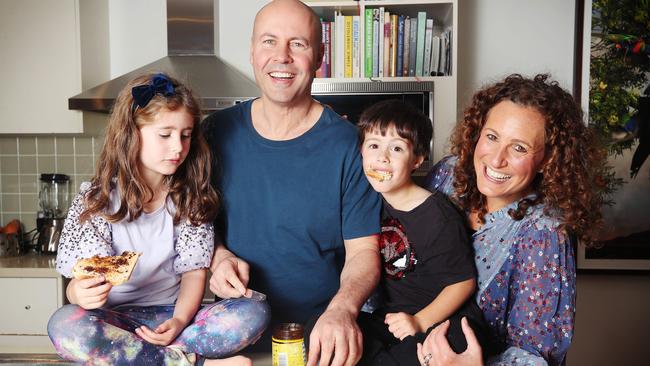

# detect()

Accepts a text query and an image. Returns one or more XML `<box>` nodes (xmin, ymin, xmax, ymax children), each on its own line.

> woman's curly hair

<box><xmin>450</xmin><ymin>74</ymin><xmax>607</xmax><ymax>247</ymax></box>
<box><xmin>79</xmin><ymin>72</ymin><xmax>219</xmax><ymax>226</ymax></box>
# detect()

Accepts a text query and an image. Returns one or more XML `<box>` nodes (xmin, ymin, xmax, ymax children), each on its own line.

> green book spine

<box><xmin>365</xmin><ymin>9</ymin><xmax>373</xmax><ymax>77</ymax></box>
<box><xmin>415</xmin><ymin>11</ymin><xmax>426</xmax><ymax>77</ymax></box>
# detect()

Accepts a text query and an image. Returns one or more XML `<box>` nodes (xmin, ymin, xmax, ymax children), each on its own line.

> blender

<box><xmin>36</xmin><ymin>173</ymin><xmax>70</xmax><ymax>254</ymax></box>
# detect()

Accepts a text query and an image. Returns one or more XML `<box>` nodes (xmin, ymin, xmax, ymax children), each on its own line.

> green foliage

<box><xmin>589</xmin><ymin>0</ymin><xmax>650</xmax><ymax>155</ymax></box>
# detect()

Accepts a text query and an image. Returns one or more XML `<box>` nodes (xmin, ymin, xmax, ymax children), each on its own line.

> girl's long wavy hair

<box><xmin>451</xmin><ymin>74</ymin><xmax>606</xmax><ymax>247</ymax></box>
<box><xmin>79</xmin><ymin>73</ymin><xmax>219</xmax><ymax>226</ymax></box>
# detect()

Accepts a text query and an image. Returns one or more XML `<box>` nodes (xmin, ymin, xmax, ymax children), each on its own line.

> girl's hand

<box><xmin>385</xmin><ymin>312</ymin><xmax>422</xmax><ymax>340</ymax></box>
<box><xmin>66</xmin><ymin>277</ymin><xmax>112</xmax><ymax>310</ymax></box>
<box><xmin>135</xmin><ymin>317</ymin><xmax>185</xmax><ymax>346</ymax></box>
<box><xmin>416</xmin><ymin>318</ymin><xmax>483</xmax><ymax>366</ymax></box>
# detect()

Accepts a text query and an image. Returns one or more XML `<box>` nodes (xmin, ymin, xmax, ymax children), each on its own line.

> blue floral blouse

<box><xmin>425</xmin><ymin>156</ymin><xmax>576</xmax><ymax>366</ymax></box>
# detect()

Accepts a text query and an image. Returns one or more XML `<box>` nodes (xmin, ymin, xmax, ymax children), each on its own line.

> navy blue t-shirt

<box><xmin>203</xmin><ymin>100</ymin><xmax>381</xmax><ymax>324</ymax></box>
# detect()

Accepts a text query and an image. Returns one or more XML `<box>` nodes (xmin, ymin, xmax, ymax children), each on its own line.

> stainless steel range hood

<box><xmin>69</xmin><ymin>0</ymin><xmax>259</xmax><ymax>113</ymax></box>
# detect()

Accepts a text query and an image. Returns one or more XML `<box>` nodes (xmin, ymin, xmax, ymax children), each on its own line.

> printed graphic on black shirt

<box><xmin>380</xmin><ymin>217</ymin><xmax>417</xmax><ymax>279</ymax></box>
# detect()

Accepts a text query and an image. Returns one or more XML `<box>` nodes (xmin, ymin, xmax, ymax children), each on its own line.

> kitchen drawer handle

<box><xmin>25</xmin><ymin>305</ymin><xmax>31</xmax><ymax>310</ymax></box>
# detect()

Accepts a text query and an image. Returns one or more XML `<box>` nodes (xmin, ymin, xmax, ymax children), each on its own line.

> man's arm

<box><xmin>307</xmin><ymin>234</ymin><xmax>380</xmax><ymax>366</ymax></box>
<box><xmin>209</xmin><ymin>239</ymin><xmax>252</xmax><ymax>298</ymax></box>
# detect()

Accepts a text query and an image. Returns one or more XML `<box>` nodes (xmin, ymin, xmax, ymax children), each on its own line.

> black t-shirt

<box><xmin>380</xmin><ymin>192</ymin><xmax>476</xmax><ymax>314</ymax></box>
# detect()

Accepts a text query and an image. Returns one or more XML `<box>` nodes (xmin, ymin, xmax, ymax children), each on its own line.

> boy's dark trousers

<box><xmin>355</xmin><ymin>308</ymin><xmax>493</xmax><ymax>366</ymax></box>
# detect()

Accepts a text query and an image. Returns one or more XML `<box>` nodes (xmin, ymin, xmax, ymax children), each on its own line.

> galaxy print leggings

<box><xmin>47</xmin><ymin>297</ymin><xmax>270</xmax><ymax>365</ymax></box>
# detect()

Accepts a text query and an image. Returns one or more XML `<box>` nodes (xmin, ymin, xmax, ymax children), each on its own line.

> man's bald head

<box><xmin>253</xmin><ymin>0</ymin><xmax>322</xmax><ymax>48</ymax></box>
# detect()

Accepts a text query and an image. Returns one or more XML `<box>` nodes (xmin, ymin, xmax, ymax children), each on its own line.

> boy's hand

<box><xmin>67</xmin><ymin>277</ymin><xmax>112</xmax><ymax>310</ymax></box>
<box><xmin>135</xmin><ymin>317</ymin><xmax>185</xmax><ymax>346</ymax></box>
<box><xmin>385</xmin><ymin>312</ymin><xmax>422</xmax><ymax>340</ymax></box>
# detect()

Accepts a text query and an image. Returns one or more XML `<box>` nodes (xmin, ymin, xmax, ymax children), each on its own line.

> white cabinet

<box><xmin>0</xmin><ymin>0</ymin><xmax>83</xmax><ymax>133</ymax></box>
<box><xmin>306</xmin><ymin>0</ymin><xmax>458</xmax><ymax>162</ymax></box>
<box><xmin>0</xmin><ymin>255</ymin><xmax>65</xmax><ymax>353</ymax></box>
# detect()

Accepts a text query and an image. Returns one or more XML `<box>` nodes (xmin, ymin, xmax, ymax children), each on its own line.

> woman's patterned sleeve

<box><xmin>173</xmin><ymin>221</ymin><xmax>215</xmax><ymax>274</ymax></box>
<box><xmin>424</xmin><ymin>156</ymin><xmax>453</xmax><ymax>193</ymax></box>
<box><xmin>490</xmin><ymin>223</ymin><xmax>576</xmax><ymax>366</ymax></box>
<box><xmin>55</xmin><ymin>182</ymin><xmax>113</xmax><ymax>278</ymax></box>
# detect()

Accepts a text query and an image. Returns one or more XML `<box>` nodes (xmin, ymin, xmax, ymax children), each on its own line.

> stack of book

<box><xmin>316</xmin><ymin>8</ymin><xmax>452</xmax><ymax>79</ymax></box>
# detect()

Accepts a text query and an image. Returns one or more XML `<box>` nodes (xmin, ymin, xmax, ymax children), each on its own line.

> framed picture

<box><xmin>576</xmin><ymin>0</ymin><xmax>650</xmax><ymax>271</ymax></box>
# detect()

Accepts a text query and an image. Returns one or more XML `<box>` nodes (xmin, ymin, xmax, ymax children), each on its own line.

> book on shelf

<box><xmin>383</xmin><ymin>11</ymin><xmax>390</xmax><ymax>77</ymax></box>
<box><xmin>330</xmin><ymin>20</ymin><xmax>335</xmax><ymax>77</ymax></box>
<box><xmin>364</xmin><ymin>9</ymin><xmax>373</xmax><ymax>78</ymax></box>
<box><xmin>415</xmin><ymin>11</ymin><xmax>426</xmax><ymax>77</ymax></box>
<box><xmin>439</xmin><ymin>29</ymin><xmax>448</xmax><ymax>76</ymax></box>
<box><xmin>344</xmin><ymin>15</ymin><xmax>352</xmax><ymax>78</ymax></box>
<box><xmin>352</xmin><ymin>15</ymin><xmax>360</xmax><ymax>78</ymax></box>
<box><xmin>423</xmin><ymin>18</ymin><xmax>433</xmax><ymax>77</ymax></box>
<box><xmin>335</xmin><ymin>12</ymin><xmax>344</xmax><ymax>78</ymax></box>
<box><xmin>396</xmin><ymin>14</ymin><xmax>405</xmax><ymax>77</ymax></box>
<box><xmin>389</xmin><ymin>14</ymin><xmax>397</xmax><ymax>77</ymax></box>
<box><xmin>445</xmin><ymin>28</ymin><xmax>454</xmax><ymax>75</ymax></box>
<box><xmin>316</xmin><ymin>21</ymin><xmax>331</xmax><ymax>78</ymax></box>
<box><xmin>372</xmin><ymin>8</ymin><xmax>380</xmax><ymax>77</ymax></box>
<box><xmin>402</xmin><ymin>16</ymin><xmax>410</xmax><ymax>77</ymax></box>
<box><xmin>430</xmin><ymin>35</ymin><xmax>441</xmax><ymax>76</ymax></box>
<box><xmin>378</xmin><ymin>7</ymin><xmax>385</xmax><ymax>77</ymax></box>
<box><xmin>408</xmin><ymin>17</ymin><xmax>417</xmax><ymax>76</ymax></box>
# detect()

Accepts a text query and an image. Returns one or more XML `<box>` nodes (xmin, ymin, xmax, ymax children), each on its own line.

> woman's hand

<box><xmin>416</xmin><ymin>318</ymin><xmax>483</xmax><ymax>366</ymax></box>
<box><xmin>135</xmin><ymin>317</ymin><xmax>185</xmax><ymax>346</ymax></box>
<box><xmin>385</xmin><ymin>312</ymin><xmax>422</xmax><ymax>340</ymax></box>
<box><xmin>66</xmin><ymin>277</ymin><xmax>112</xmax><ymax>310</ymax></box>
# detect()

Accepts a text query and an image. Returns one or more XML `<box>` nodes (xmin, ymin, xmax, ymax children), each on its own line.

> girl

<box><xmin>48</xmin><ymin>73</ymin><xmax>269</xmax><ymax>366</ymax></box>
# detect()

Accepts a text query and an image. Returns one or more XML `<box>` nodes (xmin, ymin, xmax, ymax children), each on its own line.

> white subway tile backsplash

<box><xmin>0</xmin><ymin>137</ymin><xmax>18</xmax><ymax>155</ymax></box>
<box><xmin>0</xmin><ymin>136</ymin><xmax>102</xmax><ymax>230</ymax></box>
<box><xmin>18</xmin><ymin>137</ymin><xmax>36</xmax><ymax>155</ymax></box>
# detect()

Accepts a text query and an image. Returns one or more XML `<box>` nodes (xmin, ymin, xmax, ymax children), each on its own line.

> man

<box><xmin>202</xmin><ymin>1</ymin><xmax>381</xmax><ymax>365</ymax></box>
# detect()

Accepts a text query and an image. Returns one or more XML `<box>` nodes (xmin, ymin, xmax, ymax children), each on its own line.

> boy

<box><xmin>357</xmin><ymin>100</ymin><xmax>490</xmax><ymax>365</ymax></box>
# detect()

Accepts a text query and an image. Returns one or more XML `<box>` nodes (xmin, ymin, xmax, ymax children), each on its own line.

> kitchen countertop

<box><xmin>0</xmin><ymin>253</ymin><xmax>58</xmax><ymax>277</ymax></box>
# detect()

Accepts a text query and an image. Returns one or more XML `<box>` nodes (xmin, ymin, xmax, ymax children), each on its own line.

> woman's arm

<box><xmin>491</xmin><ymin>226</ymin><xmax>575</xmax><ymax>365</ymax></box>
<box><xmin>414</xmin><ymin>277</ymin><xmax>476</xmax><ymax>331</ymax></box>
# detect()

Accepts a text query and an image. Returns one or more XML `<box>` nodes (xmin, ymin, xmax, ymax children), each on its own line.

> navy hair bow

<box><xmin>131</xmin><ymin>73</ymin><xmax>175</xmax><ymax>112</ymax></box>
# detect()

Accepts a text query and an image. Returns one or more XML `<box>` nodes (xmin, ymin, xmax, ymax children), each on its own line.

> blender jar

<box><xmin>38</xmin><ymin>174</ymin><xmax>70</xmax><ymax>218</ymax></box>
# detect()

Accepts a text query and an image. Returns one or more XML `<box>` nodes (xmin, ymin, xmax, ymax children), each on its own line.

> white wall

<box><xmin>457</xmin><ymin>0</ymin><xmax>576</xmax><ymax>118</ymax></box>
<box><xmin>108</xmin><ymin>0</ymin><xmax>167</xmax><ymax>78</ymax></box>
<box><xmin>217</xmin><ymin>0</ymin><xmax>267</xmax><ymax>79</ymax></box>
<box><xmin>568</xmin><ymin>274</ymin><xmax>650</xmax><ymax>365</ymax></box>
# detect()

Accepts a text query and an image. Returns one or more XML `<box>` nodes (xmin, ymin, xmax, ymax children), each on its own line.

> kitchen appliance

<box><xmin>36</xmin><ymin>174</ymin><xmax>70</xmax><ymax>254</ymax></box>
<box><xmin>68</xmin><ymin>0</ymin><xmax>259</xmax><ymax>113</ymax></box>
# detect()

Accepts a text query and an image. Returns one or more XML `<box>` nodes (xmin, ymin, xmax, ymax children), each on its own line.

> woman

<box><xmin>418</xmin><ymin>74</ymin><xmax>606</xmax><ymax>366</ymax></box>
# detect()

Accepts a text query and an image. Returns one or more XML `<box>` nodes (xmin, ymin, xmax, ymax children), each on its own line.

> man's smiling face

<box><xmin>250</xmin><ymin>0</ymin><xmax>322</xmax><ymax>107</ymax></box>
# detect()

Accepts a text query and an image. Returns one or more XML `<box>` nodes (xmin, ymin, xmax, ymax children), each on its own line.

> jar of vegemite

<box><xmin>272</xmin><ymin>323</ymin><xmax>306</xmax><ymax>366</ymax></box>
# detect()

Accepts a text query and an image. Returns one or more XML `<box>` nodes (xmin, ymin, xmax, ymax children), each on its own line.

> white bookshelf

<box><xmin>306</xmin><ymin>0</ymin><xmax>458</xmax><ymax>162</ymax></box>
